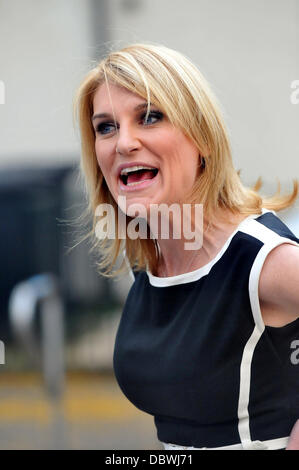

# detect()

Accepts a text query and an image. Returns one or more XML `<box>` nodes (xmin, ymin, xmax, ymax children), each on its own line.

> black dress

<box><xmin>113</xmin><ymin>209</ymin><xmax>299</xmax><ymax>450</ymax></box>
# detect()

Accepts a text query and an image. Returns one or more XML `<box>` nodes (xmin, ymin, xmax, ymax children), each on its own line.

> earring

<box><xmin>201</xmin><ymin>156</ymin><xmax>206</xmax><ymax>169</ymax></box>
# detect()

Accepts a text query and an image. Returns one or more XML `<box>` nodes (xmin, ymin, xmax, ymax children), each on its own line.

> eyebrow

<box><xmin>92</xmin><ymin>102</ymin><xmax>152</xmax><ymax>121</ymax></box>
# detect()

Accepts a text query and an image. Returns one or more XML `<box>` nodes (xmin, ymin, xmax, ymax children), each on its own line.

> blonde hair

<box><xmin>73</xmin><ymin>42</ymin><xmax>298</xmax><ymax>278</ymax></box>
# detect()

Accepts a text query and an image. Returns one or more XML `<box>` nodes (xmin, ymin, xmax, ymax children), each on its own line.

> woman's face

<box><xmin>92</xmin><ymin>82</ymin><xmax>200</xmax><ymax>215</ymax></box>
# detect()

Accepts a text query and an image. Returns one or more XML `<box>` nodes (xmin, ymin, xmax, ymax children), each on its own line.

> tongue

<box><xmin>127</xmin><ymin>169</ymin><xmax>156</xmax><ymax>184</ymax></box>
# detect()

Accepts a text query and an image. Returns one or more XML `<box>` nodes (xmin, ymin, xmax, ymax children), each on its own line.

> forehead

<box><xmin>93</xmin><ymin>82</ymin><xmax>147</xmax><ymax>112</ymax></box>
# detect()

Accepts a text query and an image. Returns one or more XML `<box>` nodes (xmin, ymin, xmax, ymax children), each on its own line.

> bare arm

<box><xmin>286</xmin><ymin>419</ymin><xmax>299</xmax><ymax>450</ymax></box>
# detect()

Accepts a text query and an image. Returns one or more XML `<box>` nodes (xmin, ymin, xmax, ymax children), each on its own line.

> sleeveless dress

<box><xmin>113</xmin><ymin>209</ymin><xmax>299</xmax><ymax>450</ymax></box>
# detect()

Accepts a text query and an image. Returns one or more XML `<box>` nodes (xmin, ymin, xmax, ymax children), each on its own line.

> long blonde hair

<box><xmin>73</xmin><ymin>42</ymin><xmax>298</xmax><ymax>278</ymax></box>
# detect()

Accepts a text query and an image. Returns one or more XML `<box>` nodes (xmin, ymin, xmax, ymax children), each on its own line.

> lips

<box><xmin>117</xmin><ymin>161</ymin><xmax>159</xmax><ymax>191</ymax></box>
<box><xmin>117</xmin><ymin>161</ymin><xmax>157</xmax><ymax>178</ymax></box>
<box><xmin>118</xmin><ymin>168</ymin><xmax>159</xmax><ymax>192</ymax></box>
<box><xmin>121</xmin><ymin>168</ymin><xmax>159</xmax><ymax>186</ymax></box>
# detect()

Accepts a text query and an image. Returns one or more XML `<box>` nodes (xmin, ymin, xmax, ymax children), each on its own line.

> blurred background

<box><xmin>0</xmin><ymin>0</ymin><xmax>298</xmax><ymax>450</ymax></box>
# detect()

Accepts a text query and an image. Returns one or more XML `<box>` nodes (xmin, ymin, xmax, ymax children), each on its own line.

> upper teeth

<box><xmin>120</xmin><ymin>165</ymin><xmax>156</xmax><ymax>175</ymax></box>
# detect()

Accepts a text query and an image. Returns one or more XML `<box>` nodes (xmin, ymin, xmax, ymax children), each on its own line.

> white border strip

<box><xmin>237</xmin><ymin>325</ymin><xmax>264</xmax><ymax>447</ymax></box>
<box><xmin>248</xmin><ymin>237</ymin><xmax>299</xmax><ymax>331</ymax></box>
<box><xmin>236</xmin><ymin>228</ymin><xmax>299</xmax><ymax>448</ymax></box>
<box><xmin>162</xmin><ymin>435</ymin><xmax>288</xmax><ymax>450</ymax></box>
<box><xmin>146</xmin><ymin>211</ymin><xmax>269</xmax><ymax>287</ymax></box>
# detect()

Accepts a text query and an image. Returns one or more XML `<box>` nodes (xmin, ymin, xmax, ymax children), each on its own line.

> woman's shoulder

<box><xmin>258</xmin><ymin>242</ymin><xmax>299</xmax><ymax>327</ymax></box>
<box><xmin>236</xmin><ymin>209</ymin><xmax>299</xmax><ymax>246</ymax></box>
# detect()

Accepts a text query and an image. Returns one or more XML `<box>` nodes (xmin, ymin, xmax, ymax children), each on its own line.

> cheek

<box><xmin>95</xmin><ymin>140</ymin><xmax>101</xmax><ymax>166</ymax></box>
<box><xmin>95</xmin><ymin>142</ymin><xmax>110</xmax><ymax>174</ymax></box>
<box><xmin>95</xmin><ymin>143</ymin><xmax>117</xmax><ymax>197</ymax></box>
<box><xmin>166</xmin><ymin>136</ymin><xmax>199</xmax><ymax>171</ymax></box>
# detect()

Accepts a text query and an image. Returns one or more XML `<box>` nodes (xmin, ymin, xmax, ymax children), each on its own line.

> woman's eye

<box><xmin>142</xmin><ymin>111</ymin><xmax>163</xmax><ymax>125</ymax></box>
<box><xmin>94</xmin><ymin>111</ymin><xmax>163</xmax><ymax>135</ymax></box>
<box><xmin>95</xmin><ymin>122</ymin><xmax>117</xmax><ymax>135</ymax></box>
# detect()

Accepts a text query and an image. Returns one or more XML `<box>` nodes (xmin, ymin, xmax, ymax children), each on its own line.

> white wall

<box><xmin>0</xmin><ymin>0</ymin><xmax>298</xmax><ymax>193</ymax></box>
<box><xmin>0</xmin><ymin>0</ymin><xmax>95</xmax><ymax>167</ymax></box>
<box><xmin>109</xmin><ymin>0</ymin><xmax>299</xmax><ymax>189</ymax></box>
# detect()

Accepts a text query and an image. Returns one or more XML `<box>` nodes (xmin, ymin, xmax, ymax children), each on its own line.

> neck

<box><xmin>152</xmin><ymin>208</ymin><xmax>246</xmax><ymax>277</ymax></box>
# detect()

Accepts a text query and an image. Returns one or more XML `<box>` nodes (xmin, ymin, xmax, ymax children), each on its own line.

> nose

<box><xmin>115</xmin><ymin>124</ymin><xmax>141</xmax><ymax>156</ymax></box>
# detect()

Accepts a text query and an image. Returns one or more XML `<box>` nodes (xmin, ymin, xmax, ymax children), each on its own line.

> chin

<box><xmin>125</xmin><ymin>200</ymin><xmax>152</xmax><ymax>218</ymax></box>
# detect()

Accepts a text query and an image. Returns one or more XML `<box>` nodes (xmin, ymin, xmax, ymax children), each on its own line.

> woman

<box><xmin>74</xmin><ymin>43</ymin><xmax>299</xmax><ymax>450</ymax></box>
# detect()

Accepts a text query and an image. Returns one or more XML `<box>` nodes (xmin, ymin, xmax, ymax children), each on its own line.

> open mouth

<box><xmin>120</xmin><ymin>168</ymin><xmax>159</xmax><ymax>187</ymax></box>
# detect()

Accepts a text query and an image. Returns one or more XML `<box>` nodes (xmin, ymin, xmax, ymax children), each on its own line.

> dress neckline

<box><xmin>146</xmin><ymin>209</ymin><xmax>271</xmax><ymax>287</ymax></box>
